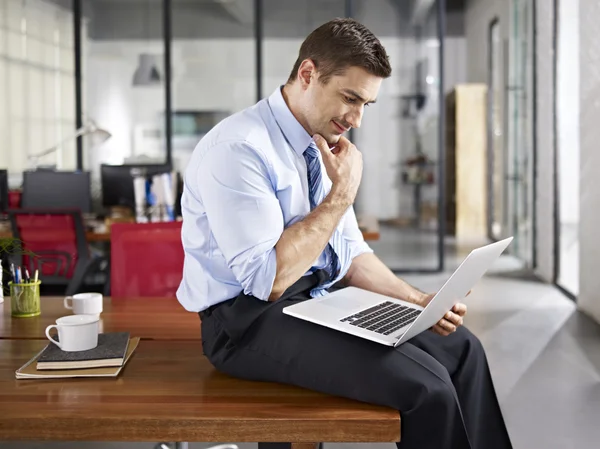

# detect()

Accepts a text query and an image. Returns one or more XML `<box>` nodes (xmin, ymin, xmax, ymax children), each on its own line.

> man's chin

<box><xmin>322</xmin><ymin>133</ymin><xmax>341</xmax><ymax>145</ymax></box>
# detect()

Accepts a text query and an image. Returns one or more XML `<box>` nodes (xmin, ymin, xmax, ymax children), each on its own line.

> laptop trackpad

<box><xmin>321</xmin><ymin>295</ymin><xmax>372</xmax><ymax>311</ymax></box>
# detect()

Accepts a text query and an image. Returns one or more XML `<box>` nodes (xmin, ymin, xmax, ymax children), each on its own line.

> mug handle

<box><xmin>64</xmin><ymin>296</ymin><xmax>74</xmax><ymax>310</ymax></box>
<box><xmin>45</xmin><ymin>325</ymin><xmax>62</xmax><ymax>349</ymax></box>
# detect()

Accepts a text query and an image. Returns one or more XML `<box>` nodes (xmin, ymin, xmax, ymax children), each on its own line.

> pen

<box><xmin>25</xmin><ymin>268</ymin><xmax>30</xmax><ymax>283</ymax></box>
<box><xmin>15</xmin><ymin>267</ymin><xmax>20</xmax><ymax>284</ymax></box>
<box><xmin>10</xmin><ymin>263</ymin><xmax>15</xmax><ymax>283</ymax></box>
<box><xmin>34</xmin><ymin>269</ymin><xmax>38</xmax><ymax>283</ymax></box>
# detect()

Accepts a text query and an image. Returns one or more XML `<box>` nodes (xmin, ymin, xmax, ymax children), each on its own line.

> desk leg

<box><xmin>259</xmin><ymin>444</ymin><xmax>320</xmax><ymax>449</ymax></box>
<box><xmin>258</xmin><ymin>444</ymin><xmax>291</xmax><ymax>449</ymax></box>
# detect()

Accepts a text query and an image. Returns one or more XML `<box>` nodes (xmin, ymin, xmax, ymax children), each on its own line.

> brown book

<box><xmin>15</xmin><ymin>337</ymin><xmax>140</xmax><ymax>380</ymax></box>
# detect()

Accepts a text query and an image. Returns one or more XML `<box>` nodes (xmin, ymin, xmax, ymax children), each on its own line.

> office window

<box><xmin>169</xmin><ymin>0</ymin><xmax>257</xmax><ymax>175</ymax></box>
<box><xmin>0</xmin><ymin>0</ymin><xmax>79</xmax><ymax>182</ymax></box>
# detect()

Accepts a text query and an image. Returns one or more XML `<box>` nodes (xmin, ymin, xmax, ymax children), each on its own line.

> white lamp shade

<box><xmin>133</xmin><ymin>54</ymin><xmax>162</xmax><ymax>86</ymax></box>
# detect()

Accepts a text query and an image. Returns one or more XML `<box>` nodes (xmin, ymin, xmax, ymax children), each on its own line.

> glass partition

<box><xmin>170</xmin><ymin>0</ymin><xmax>256</xmax><ymax>175</ymax></box>
<box><xmin>81</xmin><ymin>0</ymin><xmax>168</xmax><ymax>205</ymax></box>
<box><xmin>71</xmin><ymin>0</ymin><xmax>447</xmax><ymax>272</ymax></box>
<box><xmin>506</xmin><ymin>0</ymin><xmax>535</xmax><ymax>267</ymax></box>
<box><xmin>353</xmin><ymin>0</ymin><xmax>444</xmax><ymax>271</ymax></box>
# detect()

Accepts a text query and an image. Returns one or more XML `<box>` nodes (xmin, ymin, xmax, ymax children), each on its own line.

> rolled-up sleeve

<box><xmin>341</xmin><ymin>206</ymin><xmax>374</xmax><ymax>261</ymax></box>
<box><xmin>197</xmin><ymin>141</ymin><xmax>282</xmax><ymax>300</ymax></box>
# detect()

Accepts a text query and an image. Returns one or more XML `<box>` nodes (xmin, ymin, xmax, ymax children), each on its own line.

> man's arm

<box><xmin>270</xmin><ymin>134</ymin><xmax>363</xmax><ymax>300</ymax></box>
<box><xmin>269</xmin><ymin>185</ymin><xmax>351</xmax><ymax>300</ymax></box>
<box><xmin>342</xmin><ymin>252</ymin><xmax>427</xmax><ymax>304</ymax></box>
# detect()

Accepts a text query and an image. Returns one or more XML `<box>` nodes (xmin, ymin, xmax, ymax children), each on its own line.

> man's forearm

<box><xmin>269</xmin><ymin>187</ymin><xmax>350</xmax><ymax>301</ymax></box>
<box><xmin>343</xmin><ymin>252</ymin><xmax>427</xmax><ymax>305</ymax></box>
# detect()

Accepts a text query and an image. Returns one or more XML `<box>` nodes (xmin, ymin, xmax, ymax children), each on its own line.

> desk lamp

<box><xmin>28</xmin><ymin>120</ymin><xmax>111</xmax><ymax>170</ymax></box>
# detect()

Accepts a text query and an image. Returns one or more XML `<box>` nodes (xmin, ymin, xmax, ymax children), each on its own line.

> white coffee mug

<box><xmin>64</xmin><ymin>292</ymin><xmax>103</xmax><ymax>316</ymax></box>
<box><xmin>45</xmin><ymin>315</ymin><xmax>99</xmax><ymax>352</ymax></box>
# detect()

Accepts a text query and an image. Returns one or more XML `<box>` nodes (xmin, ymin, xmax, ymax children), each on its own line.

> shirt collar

<box><xmin>268</xmin><ymin>86</ymin><xmax>313</xmax><ymax>156</ymax></box>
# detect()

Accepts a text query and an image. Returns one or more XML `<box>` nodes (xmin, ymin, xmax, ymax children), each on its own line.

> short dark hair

<box><xmin>287</xmin><ymin>18</ymin><xmax>392</xmax><ymax>85</ymax></box>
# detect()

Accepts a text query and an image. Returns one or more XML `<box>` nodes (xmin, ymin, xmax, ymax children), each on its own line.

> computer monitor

<box><xmin>101</xmin><ymin>164</ymin><xmax>172</xmax><ymax>210</ymax></box>
<box><xmin>0</xmin><ymin>170</ymin><xmax>8</xmax><ymax>213</ymax></box>
<box><xmin>22</xmin><ymin>170</ymin><xmax>92</xmax><ymax>213</ymax></box>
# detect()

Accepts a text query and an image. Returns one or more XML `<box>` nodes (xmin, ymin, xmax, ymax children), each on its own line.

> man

<box><xmin>177</xmin><ymin>18</ymin><xmax>512</xmax><ymax>449</ymax></box>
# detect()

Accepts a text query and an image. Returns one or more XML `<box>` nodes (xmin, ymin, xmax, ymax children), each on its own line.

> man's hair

<box><xmin>287</xmin><ymin>18</ymin><xmax>392</xmax><ymax>85</ymax></box>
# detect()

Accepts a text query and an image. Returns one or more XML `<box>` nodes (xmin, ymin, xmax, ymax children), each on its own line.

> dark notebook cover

<box><xmin>38</xmin><ymin>332</ymin><xmax>130</xmax><ymax>364</ymax></box>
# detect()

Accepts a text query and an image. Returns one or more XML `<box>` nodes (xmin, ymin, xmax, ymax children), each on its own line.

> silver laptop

<box><xmin>283</xmin><ymin>237</ymin><xmax>513</xmax><ymax>347</ymax></box>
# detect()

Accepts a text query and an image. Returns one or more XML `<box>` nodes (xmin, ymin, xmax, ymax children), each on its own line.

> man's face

<box><xmin>302</xmin><ymin>65</ymin><xmax>382</xmax><ymax>144</ymax></box>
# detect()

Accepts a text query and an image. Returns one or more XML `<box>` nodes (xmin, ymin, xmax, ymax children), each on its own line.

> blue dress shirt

<box><xmin>176</xmin><ymin>86</ymin><xmax>373</xmax><ymax>312</ymax></box>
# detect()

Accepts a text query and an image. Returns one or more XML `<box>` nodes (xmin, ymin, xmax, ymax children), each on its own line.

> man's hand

<box><xmin>313</xmin><ymin>134</ymin><xmax>363</xmax><ymax>207</ymax></box>
<box><xmin>417</xmin><ymin>292</ymin><xmax>469</xmax><ymax>337</ymax></box>
<box><xmin>268</xmin><ymin>135</ymin><xmax>361</xmax><ymax>300</ymax></box>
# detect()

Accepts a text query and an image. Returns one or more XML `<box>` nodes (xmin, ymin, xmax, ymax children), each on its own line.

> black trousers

<box><xmin>199</xmin><ymin>273</ymin><xmax>513</xmax><ymax>449</ymax></box>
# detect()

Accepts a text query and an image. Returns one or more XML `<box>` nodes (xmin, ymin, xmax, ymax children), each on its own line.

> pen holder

<box><xmin>10</xmin><ymin>280</ymin><xmax>41</xmax><ymax>318</ymax></box>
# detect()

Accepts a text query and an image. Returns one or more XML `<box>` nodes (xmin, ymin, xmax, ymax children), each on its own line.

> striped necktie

<box><xmin>303</xmin><ymin>142</ymin><xmax>353</xmax><ymax>297</ymax></box>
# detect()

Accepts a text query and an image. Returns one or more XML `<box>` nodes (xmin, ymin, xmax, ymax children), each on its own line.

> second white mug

<box><xmin>64</xmin><ymin>292</ymin><xmax>103</xmax><ymax>316</ymax></box>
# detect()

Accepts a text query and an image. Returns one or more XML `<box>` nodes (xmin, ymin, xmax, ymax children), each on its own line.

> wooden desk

<box><xmin>1</xmin><ymin>297</ymin><xmax>200</xmax><ymax>340</ymax></box>
<box><xmin>0</xmin><ymin>228</ymin><xmax>110</xmax><ymax>242</ymax></box>
<box><xmin>0</xmin><ymin>339</ymin><xmax>400</xmax><ymax>442</ymax></box>
<box><xmin>84</xmin><ymin>230</ymin><xmax>111</xmax><ymax>242</ymax></box>
<box><xmin>0</xmin><ymin>225</ymin><xmax>377</xmax><ymax>242</ymax></box>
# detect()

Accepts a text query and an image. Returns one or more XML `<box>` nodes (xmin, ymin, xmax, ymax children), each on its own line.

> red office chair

<box><xmin>111</xmin><ymin>222</ymin><xmax>229</xmax><ymax>449</ymax></box>
<box><xmin>8</xmin><ymin>209</ymin><xmax>109</xmax><ymax>296</ymax></box>
<box><xmin>8</xmin><ymin>190</ymin><xmax>22</xmax><ymax>209</ymax></box>
<box><xmin>110</xmin><ymin>221</ymin><xmax>184</xmax><ymax>297</ymax></box>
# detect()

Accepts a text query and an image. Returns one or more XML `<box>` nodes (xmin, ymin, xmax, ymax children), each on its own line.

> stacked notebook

<box><xmin>16</xmin><ymin>332</ymin><xmax>140</xmax><ymax>379</ymax></box>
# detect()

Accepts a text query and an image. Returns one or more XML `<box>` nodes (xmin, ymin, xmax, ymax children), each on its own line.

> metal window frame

<box><xmin>74</xmin><ymin>0</ymin><xmax>83</xmax><ymax>170</ymax></box>
<box><xmin>436</xmin><ymin>0</ymin><xmax>447</xmax><ymax>273</ymax></box>
<box><xmin>486</xmin><ymin>17</ymin><xmax>500</xmax><ymax>242</ymax></box>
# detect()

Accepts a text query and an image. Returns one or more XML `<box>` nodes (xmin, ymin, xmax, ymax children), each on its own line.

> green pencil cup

<box><xmin>10</xmin><ymin>280</ymin><xmax>42</xmax><ymax>318</ymax></box>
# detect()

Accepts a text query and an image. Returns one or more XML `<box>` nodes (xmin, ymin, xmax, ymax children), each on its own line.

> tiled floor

<box><xmin>369</xmin><ymin>223</ymin><xmax>492</xmax><ymax>272</ymax></box>
<box><xmin>2</xmin><ymin>236</ymin><xmax>600</xmax><ymax>449</ymax></box>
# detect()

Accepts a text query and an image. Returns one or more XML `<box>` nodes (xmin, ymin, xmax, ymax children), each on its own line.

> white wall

<box><xmin>557</xmin><ymin>0</ymin><xmax>580</xmax><ymax>225</ymax></box>
<box><xmin>578</xmin><ymin>0</ymin><xmax>600</xmax><ymax>325</ymax></box>
<box><xmin>533</xmin><ymin>0</ymin><xmax>557</xmax><ymax>282</ymax></box>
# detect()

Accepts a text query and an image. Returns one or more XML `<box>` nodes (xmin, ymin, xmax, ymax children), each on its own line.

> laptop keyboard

<box><xmin>340</xmin><ymin>301</ymin><xmax>422</xmax><ymax>335</ymax></box>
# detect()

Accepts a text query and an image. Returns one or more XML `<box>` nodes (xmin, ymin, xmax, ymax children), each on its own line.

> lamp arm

<box><xmin>28</xmin><ymin>127</ymin><xmax>90</xmax><ymax>160</ymax></box>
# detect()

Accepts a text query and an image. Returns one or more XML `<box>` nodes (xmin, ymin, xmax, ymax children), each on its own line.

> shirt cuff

<box><xmin>241</xmin><ymin>247</ymin><xmax>277</xmax><ymax>301</ymax></box>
